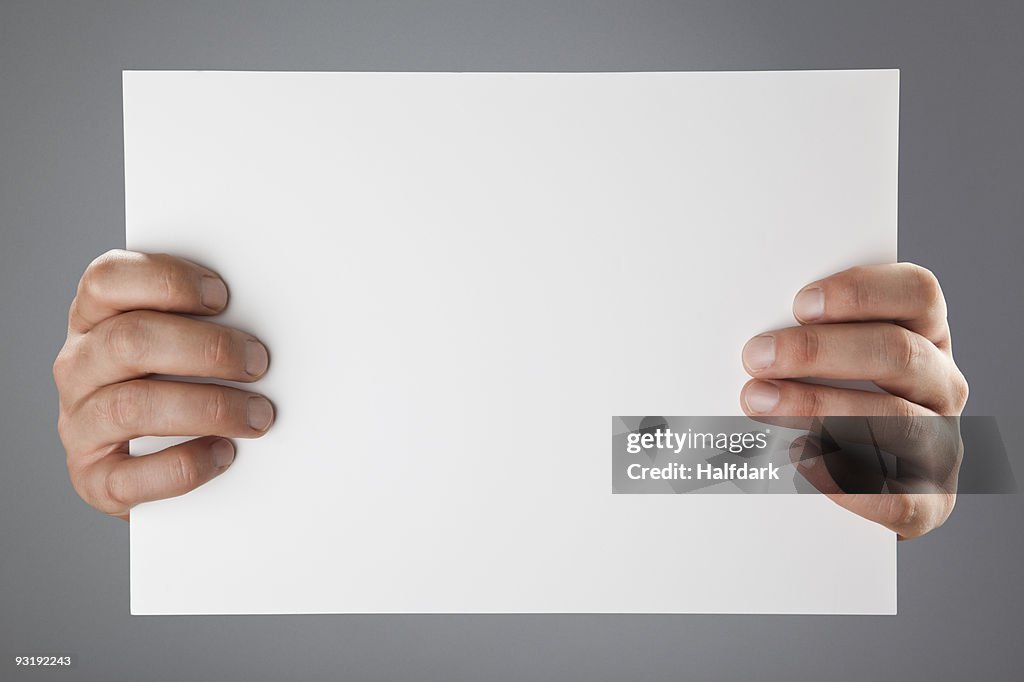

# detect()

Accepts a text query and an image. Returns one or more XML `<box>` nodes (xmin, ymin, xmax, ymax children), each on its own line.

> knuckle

<box><xmin>203</xmin><ymin>329</ymin><xmax>235</xmax><ymax>370</ymax></box>
<box><xmin>103</xmin><ymin>469</ymin><xmax>131</xmax><ymax>510</ymax></box>
<box><xmin>942</xmin><ymin>492</ymin><xmax>957</xmax><ymax>523</ymax></box>
<box><xmin>56</xmin><ymin>411</ymin><xmax>73</xmax><ymax>445</ymax></box>
<box><xmin>795</xmin><ymin>385</ymin><xmax>825</xmax><ymax>417</ymax></box>
<box><xmin>52</xmin><ymin>347</ymin><xmax>72</xmax><ymax>384</ymax></box>
<box><xmin>828</xmin><ymin>266</ymin><xmax>877</xmax><ymax>314</ymax></box>
<box><xmin>888</xmin><ymin>494</ymin><xmax>922</xmax><ymax>537</ymax></box>
<box><xmin>793</xmin><ymin>327</ymin><xmax>821</xmax><ymax>366</ymax></box>
<box><xmin>883</xmin><ymin>397</ymin><xmax>917</xmax><ymax>422</ymax></box>
<box><xmin>171</xmin><ymin>452</ymin><xmax>205</xmax><ymax>491</ymax></box>
<box><xmin>79</xmin><ymin>250</ymin><xmax>127</xmax><ymax>300</ymax></box>
<box><xmin>950</xmin><ymin>371</ymin><xmax>970</xmax><ymax>413</ymax></box>
<box><xmin>890</xmin><ymin>493</ymin><xmax>952</xmax><ymax>539</ymax></box>
<box><xmin>925</xmin><ymin>365</ymin><xmax>969</xmax><ymax>416</ymax></box>
<box><xmin>204</xmin><ymin>389</ymin><xmax>232</xmax><ymax>427</ymax></box>
<box><xmin>876</xmin><ymin>400</ymin><xmax>920</xmax><ymax>450</ymax></box>
<box><xmin>102</xmin><ymin>311</ymin><xmax>149</xmax><ymax>366</ymax></box>
<box><xmin>157</xmin><ymin>259</ymin><xmax>197</xmax><ymax>306</ymax></box>
<box><xmin>66</xmin><ymin>467</ymin><xmax>94</xmax><ymax>508</ymax></box>
<box><xmin>102</xmin><ymin>380</ymin><xmax>151</xmax><ymax>431</ymax></box>
<box><xmin>883</xmin><ymin>326</ymin><xmax>922</xmax><ymax>375</ymax></box>
<box><xmin>897</xmin><ymin>410</ymin><xmax>928</xmax><ymax>446</ymax></box>
<box><xmin>908</xmin><ymin>264</ymin><xmax>946</xmax><ymax>311</ymax></box>
<box><xmin>843</xmin><ymin>267</ymin><xmax>876</xmax><ymax>311</ymax></box>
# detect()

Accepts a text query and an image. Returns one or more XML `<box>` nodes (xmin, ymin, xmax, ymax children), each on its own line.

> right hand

<box><xmin>53</xmin><ymin>250</ymin><xmax>274</xmax><ymax>520</ymax></box>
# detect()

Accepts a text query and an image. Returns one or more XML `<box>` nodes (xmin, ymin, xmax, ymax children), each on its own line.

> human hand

<box><xmin>53</xmin><ymin>250</ymin><xmax>274</xmax><ymax>520</ymax></box>
<box><xmin>740</xmin><ymin>264</ymin><xmax>968</xmax><ymax>539</ymax></box>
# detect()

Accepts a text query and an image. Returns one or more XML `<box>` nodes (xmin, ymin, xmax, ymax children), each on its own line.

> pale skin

<box><xmin>54</xmin><ymin>251</ymin><xmax>968</xmax><ymax>536</ymax></box>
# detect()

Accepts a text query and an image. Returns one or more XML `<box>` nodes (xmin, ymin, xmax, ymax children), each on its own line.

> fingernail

<box><xmin>247</xmin><ymin>396</ymin><xmax>274</xmax><ymax>431</ymax></box>
<box><xmin>794</xmin><ymin>287</ymin><xmax>825</xmax><ymax>322</ymax></box>
<box><xmin>245</xmin><ymin>339</ymin><xmax>269</xmax><ymax>376</ymax></box>
<box><xmin>200</xmin><ymin>276</ymin><xmax>228</xmax><ymax>310</ymax></box>
<box><xmin>801</xmin><ymin>453</ymin><xmax>818</xmax><ymax>470</ymax></box>
<box><xmin>744</xmin><ymin>380</ymin><xmax>780</xmax><ymax>413</ymax></box>
<box><xmin>743</xmin><ymin>335</ymin><xmax>776</xmax><ymax>370</ymax></box>
<box><xmin>211</xmin><ymin>438</ymin><xmax>235</xmax><ymax>468</ymax></box>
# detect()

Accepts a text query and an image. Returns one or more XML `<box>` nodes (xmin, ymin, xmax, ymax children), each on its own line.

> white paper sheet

<box><xmin>125</xmin><ymin>70</ymin><xmax>898</xmax><ymax>614</ymax></box>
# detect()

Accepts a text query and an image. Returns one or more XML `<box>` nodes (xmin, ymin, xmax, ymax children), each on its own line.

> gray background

<box><xmin>1</xmin><ymin>1</ymin><xmax>1021</xmax><ymax>680</ymax></box>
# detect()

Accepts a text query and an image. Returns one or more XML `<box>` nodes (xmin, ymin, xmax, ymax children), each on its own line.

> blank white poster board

<box><xmin>125</xmin><ymin>70</ymin><xmax>898</xmax><ymax>614</ymax></box>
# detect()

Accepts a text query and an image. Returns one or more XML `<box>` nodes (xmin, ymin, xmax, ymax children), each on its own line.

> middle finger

<box><xmin>742</xmin><ymin>322</ymin><xmax>955</xmax><ymax>411</ymax></box>
<box><xmin>61</xmin><ymin>310</ymin><xmax>269</xmax><ymax>403</ymax></box>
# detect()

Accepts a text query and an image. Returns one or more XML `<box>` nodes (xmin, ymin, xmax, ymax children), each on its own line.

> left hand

<box><xmin>739</xmin><ymin>263</ymin><xmax>968</xmax><ymax>539</ymax></box>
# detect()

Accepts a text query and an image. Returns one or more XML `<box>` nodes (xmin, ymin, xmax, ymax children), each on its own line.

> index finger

<box><xmin>68</xmin><ymin>250</ymin><xmax>229</xmax><ymax>334</ymax></box>
<box><xmin>791</xmin><ymin>263</ymin><xmax>951</xmax><ymax>349</ymax></box>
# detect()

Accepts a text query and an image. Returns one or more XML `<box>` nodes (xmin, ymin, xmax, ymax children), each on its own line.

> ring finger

<box><xmin>742</xmin><ymin>322</ymin><xmax>959</xmax><ymax>412</ymax></box>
